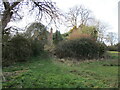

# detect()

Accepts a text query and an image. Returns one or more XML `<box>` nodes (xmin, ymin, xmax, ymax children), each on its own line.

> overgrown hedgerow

<box><xmin>2</xmin><ymin>35</ymin><xmax>44</xmax><ymax>66</ymax></box>
<box><xmin>55</xmin><ymin>38</ymin><xmax>106</xmax><ymax>60</ymax></box>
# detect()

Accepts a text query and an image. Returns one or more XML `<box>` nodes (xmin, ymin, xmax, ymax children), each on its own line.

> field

<box><xmin>2</xmin><ymin>51</ymin><xmax>119</xmax><ymax>88</ymax></box>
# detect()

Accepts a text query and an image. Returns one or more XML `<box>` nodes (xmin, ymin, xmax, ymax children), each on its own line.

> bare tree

<box><xmin>0</xmin><ymin>0</ymin><xmax>60</xmax><ymax>35</ymax></box>
<box><xmin>96</xmin><ymin>21</ymin><xmax>109</xmax><ymax>42</ymax></box>
<box><xmin>106</xmin><ymin>32</ymin><xmax>118</xmax><ymax>46</ymax></box>
<box><xmin>65</xmin><ymin>5</ymin><xmax>93</xmax><ymax>28</ymax></box>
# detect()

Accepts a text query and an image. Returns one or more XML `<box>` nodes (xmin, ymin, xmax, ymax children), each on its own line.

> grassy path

<box><xmin>2</xmin><ymin>52</ymin><xmax>118</xmax><ymax>88</ymax></box>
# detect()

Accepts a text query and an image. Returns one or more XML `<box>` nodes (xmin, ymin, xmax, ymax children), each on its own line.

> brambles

<box><xmin>2</xmin><ymin>34</ymin><xmax>44</xmax><ymax>66</ymax></box>
<box><xmin>55</xmin><ymin>38</ymin><xmax>106</xmax><ymax>60</ymax></box>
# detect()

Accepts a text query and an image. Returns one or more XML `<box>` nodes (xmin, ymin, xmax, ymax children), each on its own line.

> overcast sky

<box><xmin>52</xmin><ymin>0</ymin><xmax>119</xmax><ymax>33</ymax></box>
<box><xmin>8</xmin><ymin>0</ymin><xmax>119</xmax><ymax>34</ymax></box>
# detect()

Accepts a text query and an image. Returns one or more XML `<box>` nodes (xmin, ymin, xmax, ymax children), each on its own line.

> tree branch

<box><xmin>3</xmin><ymin>1</ymin><xmax>10</xmax><ymax>10</ymax></box>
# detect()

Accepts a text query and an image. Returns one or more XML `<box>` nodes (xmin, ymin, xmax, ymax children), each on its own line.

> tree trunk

<box><xmin>2</xmin><ymin>9</ymin><xmax>13</xmax><ymax>35</ymax></box>
<box><xmin>2</xmin><ymin>1</ymin><xmax>22</xmax><ymax>35</ymax></box>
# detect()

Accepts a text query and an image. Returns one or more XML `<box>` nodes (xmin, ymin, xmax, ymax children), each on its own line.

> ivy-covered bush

<box><xmin>30</xmin><ymin>39</ymin><xmax>44</xmax><ymax>56</ymax></box>
<box><xmin>3</xmin><ymin>35</ymin><xmax>30</xmax><ymax>66</ymax></box>
<box><xmin>97</xmin><ymin>42</ymin><xmax>107</xmax><ymax>57</ymax></box>
<box><xmin>55</xmin><ymin>38</ymin><xmax>106</xmax><ymax>60</ymax></box>
<box><xmin>2</xmin><ymin>35</ymin><xmax>44</xmax><ymax>66</ymax></box>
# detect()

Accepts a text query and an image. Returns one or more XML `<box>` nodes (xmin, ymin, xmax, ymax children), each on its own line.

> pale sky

<box><xmin>52</xmin><ymin>0</ymin><xmax>118</xmax><ymax>33</ymax></box>
<box><xmin>8</xmin><ymin>0</ymin><xmax>119</xmax><ymax>34</ymax></box>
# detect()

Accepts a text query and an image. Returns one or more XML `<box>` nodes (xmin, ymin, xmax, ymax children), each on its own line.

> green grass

<box><xmin>107</xmin><ymin>51</ymin><xmax>120</xmax><ymax>59</ymax></box>
<box><xmin>2</xmin><ymin>52</ymin><xmax>118</xmax><ymax>88</ymax></box>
